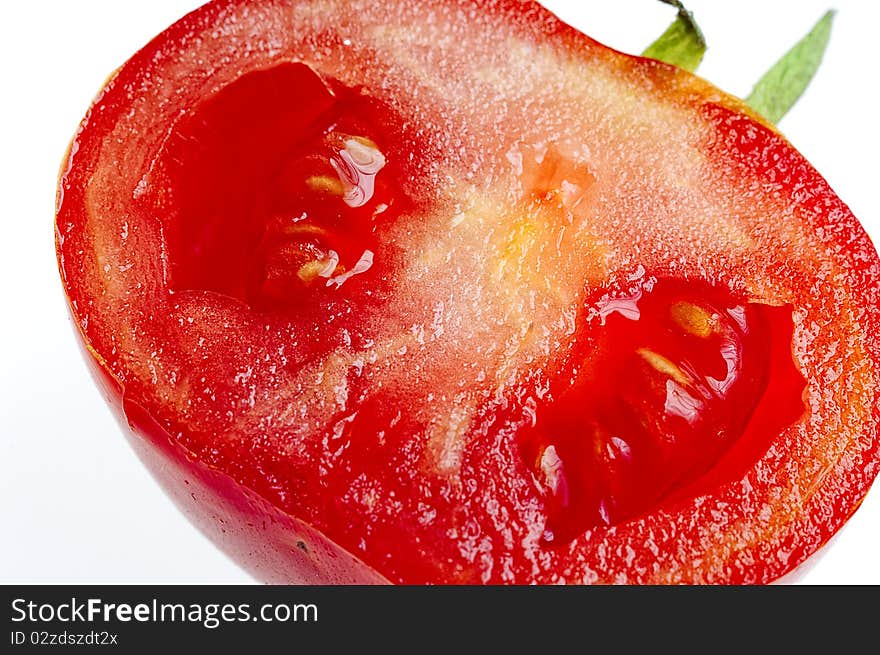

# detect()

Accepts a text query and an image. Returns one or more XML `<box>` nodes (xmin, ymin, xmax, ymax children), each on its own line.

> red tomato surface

<box><xmin>56</xmin><ymin>0</ymin><xmax>880</xmax><ymax>583</ymax></box>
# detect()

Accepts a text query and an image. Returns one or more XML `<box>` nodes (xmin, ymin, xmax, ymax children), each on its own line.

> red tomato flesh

<box><xmin>56</xmin><ymin>0</ymin><xmax>880</xmax><ymax>584</ymax></box>
<box><xmin>158</xmin><ymin>60</ymin><xmax>811</xmax><ymax>546</ymax></box>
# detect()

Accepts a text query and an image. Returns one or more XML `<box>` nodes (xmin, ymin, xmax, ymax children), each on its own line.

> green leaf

<box><xmin>642</xmin><ymin>0</ymin><xmax>706</xmax><ymax>72</ymax></box>
<box><xmin>745</xmin><ymin>11</ymin><xmax>835</xmax><ymax>124</ymax></box>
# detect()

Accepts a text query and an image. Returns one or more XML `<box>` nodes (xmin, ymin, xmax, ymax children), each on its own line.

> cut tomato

<box><xmin>56</xmin><ymin>0</ymin><xmax>880</xmax><ymax>584</ymax></box>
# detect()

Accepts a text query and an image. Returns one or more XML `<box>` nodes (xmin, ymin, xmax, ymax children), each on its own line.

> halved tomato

<box><xmin>56</xmin><ymin>0</ymin><xmax>880</xmax><ymax>583</ymax></box>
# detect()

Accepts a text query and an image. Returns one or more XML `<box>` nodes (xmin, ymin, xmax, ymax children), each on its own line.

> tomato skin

<box><xmin>56</xmin><ymin>0</ymin><xmax>880</xmax><ymax>584</ymax></box>
<box><xmin>78</xmin><ymin>344</ymin><xmax>388</xmax><ymax>584</ymax></box>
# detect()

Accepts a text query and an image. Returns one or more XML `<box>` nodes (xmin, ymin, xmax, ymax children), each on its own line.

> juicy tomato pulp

<box><xmin>520</xmin><ymin>280</ymin><xmax>806</xmax><ymax>543</ymax></box>
<box><xmin>161</xmin><ymin>63</ymin><xmax>412</xmax><ymax>311</ymax></box>
<box><xmin>154</xmin><ymin>62</ymin><xmax>807</xmax><ymax>547</ymax></box>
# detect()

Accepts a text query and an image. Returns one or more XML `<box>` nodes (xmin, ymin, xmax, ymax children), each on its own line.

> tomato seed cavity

<box><xmin>159</xmin><ymin>62</ymin><xmax>410</xmax><ymax>312</ymax></box>
<box><xmin>519</xmin><ymin>279</ymin><xmax>807</xmax><ymax>543</ymax></box>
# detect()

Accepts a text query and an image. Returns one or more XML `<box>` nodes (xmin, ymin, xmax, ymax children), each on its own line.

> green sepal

<box><xmin>745</xmin><ymin>11</ymin><xmax>835</xmax><ymax>124</ymax></box>
<box><xmin>642</xmin><ymin>0</ymin><xmax>706</xmax><ymax>72</ymax></box>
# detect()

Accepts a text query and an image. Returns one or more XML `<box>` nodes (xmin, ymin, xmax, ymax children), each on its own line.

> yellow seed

<box><xmin>346</xmin><ymin>134</ymin><xmax>379</xmax><ymax>150</ymax></box>
<box><xmin>297</xmin><ymin>258</ymin><xmax>337</xmax><ymax>283</ymax></box>
<box><xmin>670</xmin><ymin>301</ymin><xmax>714</xmax><ymax>338</ymax></box>
<box><xmin>305</xmin><ymin>175</ymin><xmax>345</xmax><ymax>195</ymax></box>
<box><xmin>636</xmin><ymin>348</ymin><xmax>691</xmax><ymax>387</ymax></box>
<box><xmin>280</xmin><ymin>224</ymin><xmax>329</xmax><ymax>238</ymax></box>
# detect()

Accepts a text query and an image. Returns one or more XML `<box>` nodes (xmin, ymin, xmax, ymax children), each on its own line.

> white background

<box><xmin>1</xmin><ymin>0</ymin><xmax>877</xmax><ymax>584</ymax></box>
